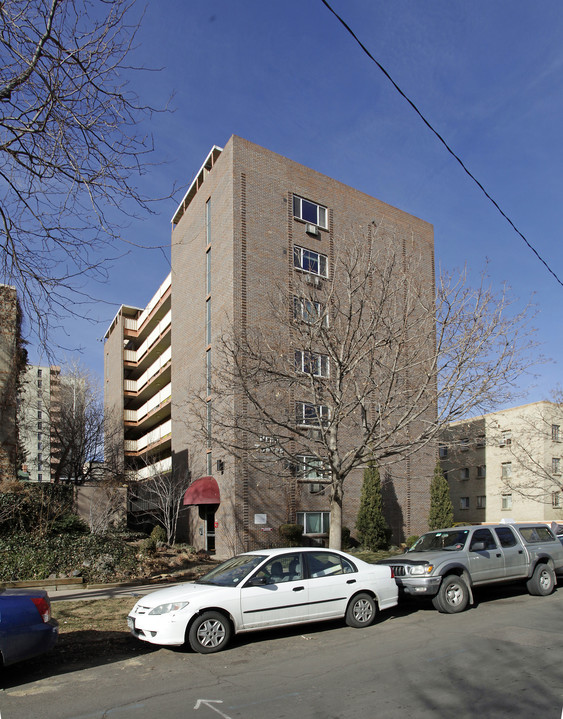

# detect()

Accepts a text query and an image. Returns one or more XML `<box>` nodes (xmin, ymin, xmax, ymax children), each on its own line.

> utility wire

<box><xmin>321</xmin><ymin>0</ymin><xmax>563</xmax><ymax>288</ymax></box>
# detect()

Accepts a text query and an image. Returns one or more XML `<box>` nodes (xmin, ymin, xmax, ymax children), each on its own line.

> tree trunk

<box><xmin>328</xmin><ymin>479</ymin><xmax>343</xmax><ymax>550</ymax></box>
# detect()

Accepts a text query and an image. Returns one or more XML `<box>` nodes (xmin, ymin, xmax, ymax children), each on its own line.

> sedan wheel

<box><xmin>345</xmin><ymin>592</ymin><xmax>377</xmax><ymax>628</ymax></box>
<box><xmin>188</xmin><ymin>611</ymin><xmax>232</xmax><ymax>654</ymax></box>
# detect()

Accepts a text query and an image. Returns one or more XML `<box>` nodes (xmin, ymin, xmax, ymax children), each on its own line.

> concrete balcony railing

<box><xmin>123</xmin><ymin>275</ymin><xmax>171</xmax><ymax>334</ymax></box>
<box><xmin>123</xmin><ymin>346</ymin><xmax>171</xmax><ymax>394</ymax></box>
<box><xmin>124</xmin><ymin>384</ymin><xmax>171</xmax><ymax>424</ymax></box>
<box><xmin>124</xmin><ymin>419</ymin><xmax>171</xmax><ymax>454</ymax></box>
<box><xmin>124</xmin><ymin>310</ymin><xmax>171</xmax><ymax>365</ymax></box>
<box><xmin>129</xmin><ymin>456</ymin><xmax>172</xmax><ymax>481</ymax></box>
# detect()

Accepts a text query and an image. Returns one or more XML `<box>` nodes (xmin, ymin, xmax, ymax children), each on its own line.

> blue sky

<box><xmin>28</xmin><ymin>0</ymin><xmax>563</xmax><ymax>401</ymax></box>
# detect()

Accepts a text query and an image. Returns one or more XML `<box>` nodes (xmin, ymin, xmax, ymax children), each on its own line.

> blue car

<box><xmin>0</xmin><ymin>589</ymin><xmax>59</xmax><ymax>666</ymax></box>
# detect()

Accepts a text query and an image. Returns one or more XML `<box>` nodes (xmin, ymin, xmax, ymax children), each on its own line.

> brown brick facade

<box><xmin>0</xmin><ymin>285</ymin><xmax>18</xmax><ymax>480</ymax></box>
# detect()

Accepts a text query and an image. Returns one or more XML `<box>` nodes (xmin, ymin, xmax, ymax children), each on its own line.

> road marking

<box><xmin>194</xmin><ymin>699</ymin><xmax>232</xmax><ymax>719</ymax></box>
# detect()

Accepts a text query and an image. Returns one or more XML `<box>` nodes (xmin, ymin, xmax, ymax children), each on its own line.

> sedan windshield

<box><xmin>408</xmin><ymin>530</ymin><xmax>469</xmax><ymax>552</ymax></box>
<box><xmin>195</xmin><ymin>554</ymin><xmax>266</xmax><ymax>587</ymax></box>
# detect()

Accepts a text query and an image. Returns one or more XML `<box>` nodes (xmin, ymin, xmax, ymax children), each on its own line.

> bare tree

<box><xmin>199</xmin><ymin>235</ymin><xmax>537</xmax><ymax>549</ymax></box>
<box><xmin>0</xmin><ymin>0</ymin><xmax>166</xmax><ymax>348</ymax></box>
<box><xmin>50</xmin><ymin>361</ymin><xmax>104</xmax><ymax>483</ymax></box>
<box><xmin>128</xmin><ymin>461</ymin><xmax>192</xmax><ymax>545</ymax></box>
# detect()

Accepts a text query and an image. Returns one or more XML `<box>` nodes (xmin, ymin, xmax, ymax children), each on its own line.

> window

<box><xmin>501</xmin><ymin>462</ymin><xmax>512</xmax><ymax>479</ymax></box>
<box><xmin>297</xmin><ymin>455</ymin><xmax>325</xmax><ymax>480</ymax></box>
<box><xmin>470</xmin><ymin>528</ymin><xmax>497</xmax><ymax>550</ymax></box>
<box><xmin>501</xmin><ymin>430</ymin><xmax>512</xmax><ymax>446</ymax></box>
<box><xmin>296</xmin><ymin>401</ymin><xmax>330</xmax><ymax>426</ymax></box>
<box><xmin>206</xmin><ymin>401</ymin><xmax>212</xmax><ymax>448</ymax></box>
<box><xmin>501</xmin><ymin>494</ymin><xmax>512</xmax><ymax>510</ymax></box>
<box><xmin>460</xmin><ymin>467</ymin><xmax>470</xmax><ymax>480</ymax></box>
<box><xmin>552</xmin><ymin>424</ymin><xmax>560</xmax><ymax>442</ymax></box>
<box><xmin>37</xmin><ymin>368</ymin><xmax>42</xmax><ymax>377</ymax></box>
<box><xmin>293</xmin><ymin>195</ymin><xmax>327</xmax><ymax>228</ymax></box>
<box><xmin>293</xmin><ymin>296</ymin><xmax>328</xmax><ymax>326</ymax></box>
<box><xmin>477</xmin><ymin>465</ymin><xmax>486</xmax><ymax>479</ymax></box>
<box><xmin>205</xmin><ymin>198</ymin><xmax>211</xmax><ymax>245</ymax></box>
<box><xmin>552</xmin><ymin>458</ymin><xmax>561</xmax><ymax>475</ymax></box>
<box><xmin>495</xmin><ymin>526</ymin><xmax>517</xmax><ymax>548</ymax></box>
<box><xmin>295</xmin><ymin>350</ymin><xmax>329</xmax><ymax>377</ymax></box>
<box><xmin>293</xmin><ymin>246</ymin><xmax>328</xmax><ymax>277</ymax></box>
<box><xmin>552</xmin><ymin>492</ymin><xmax>561</xmax><ymax>508</ymax></box>
<box><xmin>37</xmin><ymin>421</ymin><xmax>42</xmax><ymax>430</ymax></box>
<box><xmin>476</xmin><ymin>495</ymin><xmax>486</xmax><ymax>509</ymax></box>
<box><xmin>206</xmin><ymin>350</ymin><xmax>212</xmax><ymax>396</ymax></box>
<box><xmin>253</xmin><ymin>552</ymin><xmax>304</xmax><ymax>584</ymax></box>
<box><xmin>206</xmin><ymin>248</ymin><xmax>211</xmax><ymax>295</ymax></box>
<box><xmin>461</xmin><ymin>438</ymin><xmax>469</xmax><ymax>451</ymax></box>
<box><xmin>296</xmin><ymin>511</ymin><xmax>330</xmax><ymax>535</ymax></box>
<box><xmin>476</xmin><ymin>435</ymin><xmax>486</xmax><ymax>447</ymax></box>
<box><xmin>306</xmin><ymin>551</ymin><xmax>355</xmax><ymax>578</ymax></box>
<box><xmin>37</xmin><ymin>410</ymin><xmax>42</xmax><ymax>419</ymax></box>
<box><xmin>205</xmin><ymin>298</ymin><xmax>211</xmax><ymax>345</ymax></box>
<box><xmin>518</xmin><ymin>526</ymin><xmax>555</xmax><ymax>543</ymax></box>
<box><xmin>438</xmin><ymin>444</ymin><xmax>448</xmax><ymax>459</ymax></box>
<box><xmin>459</xmin><ymin>497</ymin><xmax>469</xmax><ymax>510</ymax></box>
<box><xmin>37</xmin><ymin>473</ymin><xmax>42</xmax><ymax>482</ymax></box>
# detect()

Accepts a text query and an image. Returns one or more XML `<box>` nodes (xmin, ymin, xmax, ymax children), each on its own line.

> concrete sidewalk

<box><xmin>48</xmin><ymin>580</ymin><xmax>180</xmax><ymax>602</ymax></box>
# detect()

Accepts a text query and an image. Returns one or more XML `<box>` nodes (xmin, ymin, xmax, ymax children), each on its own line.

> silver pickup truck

<box><xmin>378</xmin><ymin>523</ymin><xmax>563</xmax><ymax>613</ymax></box>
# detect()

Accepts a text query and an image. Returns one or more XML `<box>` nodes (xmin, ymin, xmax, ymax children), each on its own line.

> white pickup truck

<box><xmin>378</xmin><ymin>523</ymin><xmax>563</xmax><ymax>613</ymax></box>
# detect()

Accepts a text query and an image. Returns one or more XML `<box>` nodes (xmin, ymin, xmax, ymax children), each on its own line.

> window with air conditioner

<box><xmin>293</xmin><ymin>246</ymin><xmax>328</xmax><ymax>277</ymax></box>
<box><xmin>296</xmin><ymin>401</ymin><xmax>330</xmax><ymax>427</ymax></box>
<box><xmin>295</xmin><ymin>350</ymin><xmax>329</xmax><ymax>378</ymax></box>
<box><xmin>293</xmin><ymin>195</ymin><xmax>327</xmax><ymax>229</ymax></box>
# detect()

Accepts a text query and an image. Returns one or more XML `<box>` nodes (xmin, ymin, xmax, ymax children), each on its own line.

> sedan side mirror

<box><xmin>245</xmin><ymin>576</ymin><xmax>269</xmax><ymax>587</ymax></box>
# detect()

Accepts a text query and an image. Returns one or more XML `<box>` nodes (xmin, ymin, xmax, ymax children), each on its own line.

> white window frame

<box><xmin>501</xmin><ymin>462</ymin><xmax>512</xmax><ymax>479</ymax></box>
<box><xmin>500</xmin><ymin>430</ymin><xmax>512</xmax><ymax>447</ymax></box>
<box><xmin>293</xmin><ymin>246</ymin><xmax>328</xmax><ymax>277</ymax></box>
<box><xmin>552</xmin><ymin>492</ymin><xmax>561</xmax><ymax>508</ymax></box>
<box><xmin>296</xmin><ymin>511</ymin><xmax>330</xmax><ymax>535</ymax></box>
<box><xmin>552</xmin><ymin>457</ymin><xmax>561</xmax><ymax>476</ymax></box>
<box><xmin>293</xmin><ymin>195</ymin><xmax>327</xmax><ymax>229</ymax></box>
<box><xmin>295</xmin><ymin>350</ymin><xmax>329</xmax><ymax>378</ymax></box>
<box><xmin>552</xmin><ymin>424</ymin><xmax>560</xmax><ymax>442</ymax></box>
<box><xmin>502</xmin><ymin>494</ymin><xmax>513</xmax><ymax>510</ymax></box>
<box><xmin>296</xmin><ymin>401</ymin><xmax>330</xmax><ymax>427</ymax></box>
<box><xmin>293</xmin><ymin>296</ymin><xmax>328</xmax><ymax>326</ymax></box>
<box><xmin>296</xmin><ymin>455</ymin><xmax>326</xmax><ymax>480</ymax></box>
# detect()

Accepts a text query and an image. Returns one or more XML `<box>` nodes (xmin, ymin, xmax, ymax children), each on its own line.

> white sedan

<box><xmin>127</xmin><ymin>547</ymin><xmax>398</xmax><ymax>653</ymax></box>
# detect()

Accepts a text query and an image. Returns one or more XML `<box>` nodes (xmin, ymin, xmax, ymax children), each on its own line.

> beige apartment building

<box><xmin>18</xmin><ymin>364</ymin><xmax>61</xmax><ymax>482</ymax></box>
<box><xmin>441</xmin><ymin>401</ymin><xmax>563</xmax><ymax>524</ymax></box>
<box><xmin>104</xmin><ymin>136</ymin><xmax>436</xmax><ymax>556</ymax></box>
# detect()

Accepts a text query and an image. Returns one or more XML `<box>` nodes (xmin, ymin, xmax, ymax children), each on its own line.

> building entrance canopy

<box><xmin>183</xmin><ymin>476</ymin><xmax>220</xmax><ymax>506</ymax></box>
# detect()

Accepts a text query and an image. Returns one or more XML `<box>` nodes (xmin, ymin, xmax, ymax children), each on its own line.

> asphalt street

<box><xmin>2</xmin><ymin>582</ymin><xmax>563</xmax><ymax>719</ymax></box>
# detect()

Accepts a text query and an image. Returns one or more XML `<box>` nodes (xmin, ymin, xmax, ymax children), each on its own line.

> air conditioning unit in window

<box><xmin>306</xmin><ymin>223</ymin><xmax>320</xmax><ymax>236</ymax></box>
<box><xmin>305</xmin><ymin>274</ymin><xmax>322</xmax><ymax>289</ymax></box>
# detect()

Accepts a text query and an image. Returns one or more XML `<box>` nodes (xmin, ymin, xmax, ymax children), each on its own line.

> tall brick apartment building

<box><xmin>0</xmin><ymin>284</ymin><xmax>19</xmax><ymax>480</ymax></box>
<box><xmin>104</xmin><ymin>136</ymin><xmax>436</xmax><ymax>556</ymax></box>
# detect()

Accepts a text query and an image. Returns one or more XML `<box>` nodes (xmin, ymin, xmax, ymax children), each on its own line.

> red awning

<box><xmin>183</xmin><ymin>476</ymin><xmax>220</xmax><ymax>506</ymax></box>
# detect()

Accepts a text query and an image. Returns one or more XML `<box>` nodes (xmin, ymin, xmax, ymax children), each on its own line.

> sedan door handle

<box><xmin>293</xmin><ymin>586</ymin><xmax>305</xmax><ymax>592</ymax></box>
<box><xmin>346</xmin><ymin>579</ymin><xmax>356</xmax><ymax>584</ymax></box>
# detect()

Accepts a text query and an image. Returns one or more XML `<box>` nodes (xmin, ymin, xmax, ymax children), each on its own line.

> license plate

<box><xmin>127</xmin><ymin>617</ymin><xmax>135</xmax><ymax>631</ymax></box>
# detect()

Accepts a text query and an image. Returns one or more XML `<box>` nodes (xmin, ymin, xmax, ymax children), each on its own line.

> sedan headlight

<box><xmin>148</xmin><ymin>602</ymin><xmax>189</xmax><ymax>615</ymax></box>
<box><xmin>409</xmin><ymin>565</ymin><xmax>433</xmax><ymax>575</ymax></box>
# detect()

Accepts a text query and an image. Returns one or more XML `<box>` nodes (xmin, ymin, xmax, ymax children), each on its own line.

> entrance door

<box><xmin>199</xmin><ymin>505</ymin><xmax>217</xmax><ymax>554</ymax></box>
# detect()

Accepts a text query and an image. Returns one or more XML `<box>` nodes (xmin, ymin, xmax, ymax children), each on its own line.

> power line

<box><xmin>320</xmin><ymin>0</ymin><xmax>563</xmax><ymax>288</ymax></box>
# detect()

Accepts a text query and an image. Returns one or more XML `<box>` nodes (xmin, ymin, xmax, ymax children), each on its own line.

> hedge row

<box><xmin>0</xmin><ymin>533</ymin><xmax>140</xmax><ymax>583</ymax></box>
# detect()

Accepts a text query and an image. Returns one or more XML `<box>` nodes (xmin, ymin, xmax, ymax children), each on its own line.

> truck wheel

<box><xmin>432</xmin><ymin>575</ymin><xmax>469</xmax><ymax>613</ymax></box>
<box><xmin>526</xmin><ymin>563</ymin><xmax>555</xmax><ymax>596</ymax></box>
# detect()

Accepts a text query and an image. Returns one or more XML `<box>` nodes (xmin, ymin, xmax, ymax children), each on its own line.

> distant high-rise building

<box><xmin>18</xmin><ymin>364</ymin><xmax>61</xmax><ymax>482</ymax></box>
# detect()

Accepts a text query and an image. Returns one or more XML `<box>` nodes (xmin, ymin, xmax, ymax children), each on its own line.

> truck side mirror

<box><xmin>471</xmin><ymin>541</ymin><xmax>486</xmax><ymax>552</ymax></box>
